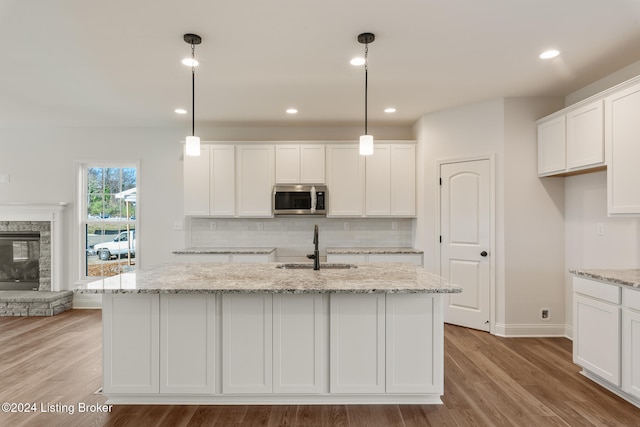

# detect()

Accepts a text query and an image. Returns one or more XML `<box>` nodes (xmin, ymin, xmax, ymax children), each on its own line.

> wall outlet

<box><xmin>596</xmin><ymin>222</ymin><xmax>605</xmax><ymax>236</ymax></box>
<box><xmin>392</xmin><ymin>221</ymin><xmax>397</xmax><ymax>230</ymax></box>
<box><xmin>257</xmin><ymin>222</ymin><xmax>264</xmax><ymax>231</ymax></box>
<box><xmin>210</xmin><ymin>222</ymin><xmax>216</xmax><ymax>231</ymax></box>
<box><xmin>173</xmin><ymin>221</ymin><xmax>183</xmax><ymax>231</ymax></box>
<box><xmin>343</xmin><ymin>222</ymin><xmax>349</xmax><ymax>231</ymax></box>
<box><xmin>541</xmin><ymin>308</ymin><xmax>550</xmax><ymax>320</ymax></box>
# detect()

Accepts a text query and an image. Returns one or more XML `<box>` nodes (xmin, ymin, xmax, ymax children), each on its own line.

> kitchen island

<box><xmin>75</xmin><ymin>262</ymin><xmax>461</xmax><ymax>405</ymax></box>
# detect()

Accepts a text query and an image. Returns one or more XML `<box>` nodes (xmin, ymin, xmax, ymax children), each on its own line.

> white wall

<box><xmin>414</xmin><ymin>97</ymin><xmax>565</xmax><ymax>335</ymax></box>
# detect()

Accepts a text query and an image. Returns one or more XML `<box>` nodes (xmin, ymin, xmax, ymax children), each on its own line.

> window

<box><xmin>80</xmin><ymin>165</ymin><xmax>137</xmax><ymax>278</ymax></box>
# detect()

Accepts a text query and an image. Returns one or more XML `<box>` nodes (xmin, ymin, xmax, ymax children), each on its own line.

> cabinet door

<box><xmin>574</xmin><ymin>294</ymin><xmax>621</xmax><ymax>386</ymax></box>
<box><xmin>326</xmin><ymin>254</ymin><xmax>367</xmax><ymax>264</ymax></box>
<box><xmin>222</xmin><ymin>294</ymin><xmax>273</xmax><ymax>393</ymax></box>
<box><xmin>623</xmin><ymin>307</ymin><xmax>640</xmax><ymax>400</ymax></box>
<box><xmin>537</xmin><ymin>116</ymin><xmax>566</xmax><ymax>176</ymax></box>
<box><xmin>236</xmin><ymin>145</ymin><xmax>274</xmax><ymax>217</ymax></box>
<box><xmin>365</xmin><ymin>144</ymin><xmax>391</xmax><ymax>216</ymax></box>
<box><xmin>273</xmin><ymin>294</ymin><xmax>326</xmax><ymax>394</ymax></box>
<box><xmin>330</xmin><ymin>293</ymin><xmax>385</xmax><ymax>393</ymax></box>
<box><xmin>566</xmin><ymin>100</ymin><xmax>604</xmax><ymax>170</ymax></box>
<box><xmin>390</xmin><ymin>144</ymin><xmax>416</xmax><ymax>216</ymax></box>
<box><xmin>184</xmin><ymin>145</ymin><xmax>210</xmax><ymax>216</ymax></box>
<box><xmin>369</xmin><ymin>253</ymin><xmax>424</xmax><ymax>266</ymax></box>
<box><xmin>326</xmin><ymin>145</ymin><xmax>365</xmax><ymax>216</ymax></box>
<box><xmin>210</xmin><ymin>145</ymin><xmax>236</xmax><ymax>216</ymax></box>
<box><xmin>160</xmin><ymin>294</ymin><xmax>215</xmax><ymax>394</ymax></box>
<box><xmin>605</xmin><ymin>83</ymin><xmax>640</xmax><ymax>215</ymax></box>
<box><xmin>386</xmin><ymin>294</ymin><xmax>442</xmax><ymax>393</ymax></box>
<box><xmin>275</xmin><ymin>145</ymin><xmax>301</xmax><ymax>183</ymax></box>
<box><xmin>300</xmin><ymin>145</ymin><xmax>325</xmax><ymax>183</ymax></box>
<box><xmin>103</xmin><ymin>294</ymin><xmax>160</xmax><ymax>394</ymax></box>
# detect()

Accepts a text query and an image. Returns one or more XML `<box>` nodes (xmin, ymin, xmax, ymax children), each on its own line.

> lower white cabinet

<box><xmin>273</xmin><ymin>294</ymin><xmax>326</xmax><ymax>393</ymax></box>
<box><xmin>160</xmin><ymin>294</ymin><xmax>215</xmax><ymax>394</ymax></box>
<box><xmin>623</xmin><ymin>289</ymin><xmax>640</xmax><ymax>400</ymax></box>
<box><xmin>103</xmin><ymin>293</ymin><xmax>160</xmax><ymax>394</ymax></box>
<box><xmin>573</xmin><ymin>292</ymin><xmax>621</xmax><ymax>385</ymax></box>
<box><xmin>328</xmin><ymin>252</ymin><xmax>424</xmax><ymax>266</ymax></box>
<box><xmin>330</xmin><ymin>293</ymin><xmax>385</xmax><ymax>393</ymax></box>
<box><xmin>222</xmin><ymin>293</ymin><xmax>273</xmax><ymax>393</ymax></box>
<box><xmin>386</xmin><ymin>293</ymin><xmax>442</xmax><ymax>393</ymax></box>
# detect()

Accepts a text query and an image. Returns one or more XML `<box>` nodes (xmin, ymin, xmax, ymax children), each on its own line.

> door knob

<box><xmin>480</xmin><ymin>251</ymin><xmax>488</xmax><ymax>257</ymax></box>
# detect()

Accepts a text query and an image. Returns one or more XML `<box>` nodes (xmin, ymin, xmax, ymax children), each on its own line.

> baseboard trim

<box><xmin>73</xmin><ymin>293</ymin><xmax>102</xmax><ymax>309</ymax></box>
<box><xmin>494</xmin><ymin>322</ymin><xmax>567</xmax><ymax>338</ymax></box>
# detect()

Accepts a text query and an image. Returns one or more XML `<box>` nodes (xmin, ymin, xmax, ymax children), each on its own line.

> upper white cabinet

<box><xmin>183</xmin><ymin>144</ymin><xmax>235</xmax><ymax>217</ymax></box>
<box><xmin>236</xmin><ymin>145</ymin><xmax>275</xmax><ymax>217</ymax></box>
<box><xmin>605</xmin><ymin>82</ymin><xmax>640</xmax><ymax>216</ymax></box>
<box><xmin>365</xmin><ymin>144</ymin><xmax>416</xmax><ymax>216</ymax></box>
<box><xmin>275</xmin><ymin>144</ymin><xmax>325</xmax><ymax>184</ymax></box>
<box><xmin>537</xmin><ymin>115</ymin><xmax>566</xmax><ymax>176</ymax></box>
<box><xmin>537</xmin><ymin>100</ymin><xmax>604</xmax><ymax>177</ymax></box>
<box><xmin>566</xmin><ymin>101</ymin><xmax>604</xmax><ymax>170</ymax></box>
<box><xmin>326</xmin><ymin>144</ymin><xmax>365</xmax><ymax>216</ymax></box>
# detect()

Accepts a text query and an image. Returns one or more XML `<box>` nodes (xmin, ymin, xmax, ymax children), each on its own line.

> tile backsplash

<box><xmin>189</xmin><ymin>217</ymin><xmax>414</xmax><ymax>259</ymax></box>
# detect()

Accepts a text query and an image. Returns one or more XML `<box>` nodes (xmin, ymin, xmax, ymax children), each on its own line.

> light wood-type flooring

<box><xmin>1</xmin><ymin>309</ymin><xmax>639</xmax><ymax>426</ymax></box>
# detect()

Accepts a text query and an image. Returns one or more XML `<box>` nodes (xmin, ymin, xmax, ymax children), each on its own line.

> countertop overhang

<box><xmin>75</xmin><ymin>262</ymin><xmax>462</xmax><ymax>295</ymax></box>
<box><xmin>570</xmin><ymin>268</ymin><xmax>640</xmax><ymax>289</ymax></box>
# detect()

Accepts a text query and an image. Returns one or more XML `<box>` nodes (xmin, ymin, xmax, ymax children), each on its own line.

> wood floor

<box><xmin>1</xmin><ymin>310</ymin><xmax>639</xmax><ymax>426</ymax></box>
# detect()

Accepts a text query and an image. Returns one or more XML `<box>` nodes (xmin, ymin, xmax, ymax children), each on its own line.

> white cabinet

<box><xmin>184</xmin><ymin>145</ymin><xmax>211</xmax><ymax>216</ymax></box>
<box><xmin>566</xmin><ymin>100</ymin><xmax>604</xmax><ymax>170</ymax></box>
<box><xmin>386</xmin><ymin>294</ymin><xmax>442</xmax><ymax>393</ymax></box>
<box><xmin>275</xmin><ymin>144</ymin><xmax>325</xmax><ymax>184</ymax></box>
<box><xmin>236</xmin><ymin>145</ymin><xmax>274</xmax><ymax>217</ymax></box>
<box><xmin>365</xmin><ymin>144</ymin><xmax>416</xmax><ymax>216</ymax></box>
<box><xmin>160</xmin><ymin>294</ymin><xmax>215</xmax><ymax>394</ymax></box>
<box><xmin>326</xmin><ymin>144</ymin><xmax>365</xmax><ymax>216</ymax></box>
<box><xmin>330</xmin><ymin>293</ymin><xmax>385</xmax><ymax>393</ymax></box>
<box><xmin>273</xmin><ymin>294</ymin><xmax>326</xmax><ymax>393</ymax></box>
<box><xmin>537</xmin><ymin>100</ymin><xmax>604</xmax><ymax>177</ymax></box>
<box><xmin>573</xmin><ymin>277</ymin><xmax>621</xmax><ymax>386</ymax></box>
<box><xmin>605</xmin><ymin>82</ymin><xmax>640</xmax><ymax>215</ymax></box>
<box><xmin>222</xmin><ymin>293</ymin><xmax>273</xmax><ymax>393</ymax></box>
<box><xmin>622</xmin><ymin>288</ymin><xmax>640</xmax><ymax>400</ymax></box>
<box><xmin>327</xmin><ymin>252</ymin><xmax>424</xmax><ymax>267</ymax></box>
<box><xmin>183</xmin><ymin>144</ymin><xmax>235</xmax><ymax>217</ymax></box>
<box><xmin>103</xmin><ymin>293</ymin><xmax>160</xmax><ymax>394</ymax></box>
<box><xmin>537</xmin><ymin>116</ymin><xmax>566</xmax><ymax>176</ymax></box>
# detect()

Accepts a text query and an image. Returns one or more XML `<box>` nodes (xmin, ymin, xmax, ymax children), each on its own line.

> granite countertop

<box><xmin>326</xmin><ymin>247</ymin><xmax>423</xmax><ymax>255</ymax></box>
<box><xmin>570</xmin><ymin>269</ymin><xmax>640</xmax><ymax>289</ymax></box>
<box><xmin>74</xmin><ymin>262</ymin><xmax>461</xmax><ymax>295</ymax></box>
<box><xmin>173</xmin><ymin>247</ymin><xmax>276</xmax><ymax>255</ymax></box>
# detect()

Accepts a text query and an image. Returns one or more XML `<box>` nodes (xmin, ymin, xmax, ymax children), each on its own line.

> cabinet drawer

<box><xmin>623</xmin><ymin>288</ymin><xmax>640</xmax><ymax>311</ymax></box>
<box><xmin>573</xmin><ymin>277</ymin><xmax>621</xmax><ymax>304</ymax></box>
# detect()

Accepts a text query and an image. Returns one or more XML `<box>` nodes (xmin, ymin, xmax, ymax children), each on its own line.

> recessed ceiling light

<box><xmin>384</xmin><ymin>107</ymin><xmax>397</xmax><ymax>113</ymax></box>
<box><xmin>181</xmin><ymin>58</ymin><xmax>199</xmax><ymax>67</ymax></box>
<box><xmin>539</xmin><ymin>49</ymin><xmax>560</xmax><ymax>59</ymax></box>
<box><xmin>350</xmin><ymin>57</ymin><xmax>365</xmax><ymax>66</ymax></box>
<box><xmin>175</xmin><ymin>108</ymin><xmax>187</xmax><ymax>114</ymax></box>
<box><xmin>286</xmin><ymin>108</ymin><xmax>298</xmax><ymax>114</ymax></box>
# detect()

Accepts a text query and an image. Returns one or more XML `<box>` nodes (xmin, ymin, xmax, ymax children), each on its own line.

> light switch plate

<box><xmin>0</xmin><ymin>174</ymin><xmax>9</xmax><ymax>184</ymax></box>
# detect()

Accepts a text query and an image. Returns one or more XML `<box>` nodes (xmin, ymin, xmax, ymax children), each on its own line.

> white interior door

<box><xmin>440</xmin><ymin>159</ymin><xmax>491</xmax><ymax>331</ymax></box>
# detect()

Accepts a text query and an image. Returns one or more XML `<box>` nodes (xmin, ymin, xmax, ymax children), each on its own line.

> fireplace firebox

<box><xmin>0</xmin><ymin>232</ymin><xmax>41</xmax><ymax>291</ymax></box>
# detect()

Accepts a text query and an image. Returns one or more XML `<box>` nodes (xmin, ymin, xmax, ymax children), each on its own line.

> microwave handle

<box><xmin>310</xmin><ymin>186</ymin><xmax>317</xmax><ymax>213</ymax></box>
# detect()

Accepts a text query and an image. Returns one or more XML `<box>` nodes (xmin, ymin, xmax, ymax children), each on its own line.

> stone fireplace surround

<box><xmin>0</xmin><ymin>203</ymin><xmax>73</xmax><ymax>316</ymax></box>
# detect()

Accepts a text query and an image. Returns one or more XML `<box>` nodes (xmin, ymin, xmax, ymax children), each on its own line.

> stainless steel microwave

<box><xmin>273</xmin><ymin>185</ymin><xmax>327</xmax><ymax>215</ymax></box>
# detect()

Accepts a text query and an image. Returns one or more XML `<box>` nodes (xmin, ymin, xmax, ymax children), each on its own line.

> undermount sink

<box><xmin>275</xmin><ymin>263</ymin><xmax>358</xmax><ymax>270</ymax></box>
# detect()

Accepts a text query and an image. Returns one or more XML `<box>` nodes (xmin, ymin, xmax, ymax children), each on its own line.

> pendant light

<box><xmin>357</xmin><ymin>32</ymin><xmax>375</xmax><ymax>156</ymax></box>
<box><xmin>184</xmin><ymin>33</ymin><xmax>202</xmax><ymax>157</ymax></box>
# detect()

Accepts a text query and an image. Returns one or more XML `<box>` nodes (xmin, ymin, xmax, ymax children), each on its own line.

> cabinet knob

<box><xmin>480</xmin><ymin>251</ymin><xmax>488</xmax><ymax>257</ymax></box>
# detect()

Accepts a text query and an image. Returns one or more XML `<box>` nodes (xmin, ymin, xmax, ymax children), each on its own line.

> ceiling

<box><xmin>2</xmin><ymin>0</ymin><xmax>640</xmax><ymax>129</ymax></box>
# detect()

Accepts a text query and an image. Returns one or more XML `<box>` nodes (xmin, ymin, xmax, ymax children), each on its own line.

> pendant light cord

<box><xmin>191</xmin><ymin>43</ymin><xmax>196</xmax><ymax>137</ymax></box>
<box><xmin>364</xmin><ymin>43</ymin><xmax>368</xmax><ymax>135</ymax></box>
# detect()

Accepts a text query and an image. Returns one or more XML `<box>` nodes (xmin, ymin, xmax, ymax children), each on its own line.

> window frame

<box><xmin>76</xmin><ymin>161</ymin><xmax>140</xmax><ymax>281</ymax></box>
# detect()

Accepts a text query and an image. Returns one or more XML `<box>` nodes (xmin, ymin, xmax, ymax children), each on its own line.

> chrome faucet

<box><xmin>306</xmin><ymin>224</ymin><xmax>320</xmax><ymax>270</ymax></box>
